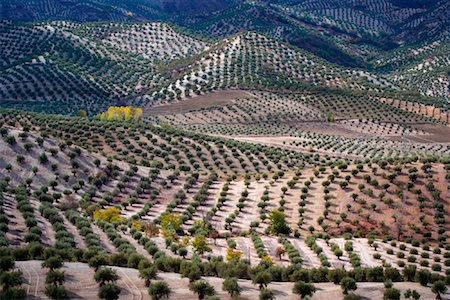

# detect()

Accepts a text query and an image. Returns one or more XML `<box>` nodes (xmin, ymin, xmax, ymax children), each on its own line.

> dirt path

<box><xmin>261</xmin><ymin>236</ymin><xmax>290</xmax><ymax>266</ymax></box>
<box><xmin>114</xmin><ymin>267</ymin><xmax>144</xmax><ymax>300</ymax></box>
<box><xmin>236</xmin><ymin>237</ymin><xmax>260</xmax><ymax>266</ymax></box>
<box><xmin>16</xmin><ymin>260</ymin><xmax>41</xmax><ymax>298</ymax></box>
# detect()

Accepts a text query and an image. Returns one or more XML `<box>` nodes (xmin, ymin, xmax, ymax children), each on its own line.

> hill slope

<box><xmin>0</xmin><ymin>0</ymin><xmax>237</xmax><ymax>22</ymax></box>
<box><xmin>1</xmin><ymin>20</ymin><xmax>404</xmax><ymax>115</ymax></box>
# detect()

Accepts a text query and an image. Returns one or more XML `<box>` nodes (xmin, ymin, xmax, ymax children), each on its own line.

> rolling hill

<box><xmin>2</xmin><ymin>19</ymin><xmax>424</xmax><ymax>116</ymax></box>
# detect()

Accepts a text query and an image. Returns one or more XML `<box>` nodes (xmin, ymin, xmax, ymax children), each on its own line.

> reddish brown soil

<box><xmin>145</xmin><ymin>90</ymin><xmax>253</xmax><ymax>116</ymax></box>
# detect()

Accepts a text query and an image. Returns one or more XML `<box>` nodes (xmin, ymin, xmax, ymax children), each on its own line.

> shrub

<box><xmin>384</xmin><ymin>288</ymin><xmax>401</xmax><ymax>300</ymax></box>
<box><xmin>259</xmin><ymin>288</ymin><xmax>275</xmax><ymax>300</ymax></box>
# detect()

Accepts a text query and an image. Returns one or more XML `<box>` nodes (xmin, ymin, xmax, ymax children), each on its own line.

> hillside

<box><xmin>0</xmin><ymin>108</ymin><xmax>449</xmax><ymax>299</ymax></box>
<box><xmin>270</xmin><ymin>0</ymin><xmax>449</xmax><ymax>42</ymax></box>
<box><xmin>1</xmin><ymin>20</ymin><xmax>411</xmax><ymax>116</ymax></box>
<box><xmin>373</xmin><ymin>36</ymin><xmax>450</xmax><ymax>98</ymax></box>
<box><xmin>1</xmin><ymin>109</ymin><xmax>448</xmax><ymax>247</ymax></box>
<box><xmin>0</xmin><ymin>20</ymin><xmax>211</xmax><ymax>115</ymax></box>
<box><xmin>2</xmin><ymin>0</ymin><xmax>449</xmax><ymax>68</ymax></box>
<box><xmin>0</xmin><ymin>0</ymin><xmax>237</xmax><ymax>22</ymax></box>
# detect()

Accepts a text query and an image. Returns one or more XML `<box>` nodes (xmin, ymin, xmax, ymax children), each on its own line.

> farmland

<box><xmin>0</xmin><ymin>107</ymin><xmax>449</xmax><ymax>299</ymax></box>
<box><xmin>0</xmin><ymin>1</ymin><xmax>449</xmax><ymax>299</ymax></box>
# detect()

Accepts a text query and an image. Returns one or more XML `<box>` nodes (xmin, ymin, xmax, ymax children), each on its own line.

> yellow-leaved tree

<box><xmin>131</xmin><ymin>220</ymin><xmax>142</xmax><ymax>231</ymax></box>
<box><xmin>99</xmin><ymin>106</ymin><xmax>143</xmax><ymax>122</ymax></box>
<box><xmin>93</xmin><ymin>207</ymin><xmax>125</xmax><ymax>223</ymax></box>
<box><xmin>226</xmin><ymin>247</ymin><xmax>243</xmax><ymax>262</ymax></box>
<box><xmin>192</xmin><ymin>234</ymin><xmax>211</xmax><ymax>255</ymax></box>
<box><xmin>160</xmin><ymin>213</ymin><xmax>182</xmax><ymax>238</ymax></box>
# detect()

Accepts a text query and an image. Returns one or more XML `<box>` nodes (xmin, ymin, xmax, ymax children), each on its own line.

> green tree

<box><xmin>327</xmin><ymin>268</ymin><xmax>346</xmax><ymax>284</ymax></box>
<box><xmin>94</xmin><ymin>267</ymin><xmax>119</xmax><ymax>287</ymax></box>
<box><xmin>252</xmin><ymin>271</ymin><xmax>272</xmax><ymax>290</ymax></box>
<box><xmin>88</xmin><ymin>254</ymin><xmax>109</xmax><ymax>271</ymax></box>
<box><xmin>432</xmin><ymin>281</ymin><xmax>447</xmax><ymax>300</ymax></box>
<box><xmin>340</xmin><ymin>277</ymin><xmax>357</xmax><ymax>295</ymax></box>
<box><xmin>192</xmin><ymin>235</ymin><xmax>211</xmax><ymax>255</ymax></box>
<box><xmin>404</xmin><ymin>289</ymin><xmax>421</xmax><ymax>300</ymax></box>
<box><xmin>148</xmin><ymin>281</ymin><xmax>171</xmax><ymax>300</ymax></box>
<box><xmin>45</xmin><ymin>270</ymin><xmax>65</xmax><ymax>285</ymax></box>
<box><xmin>189</xmin><ymin>281</ymin><xmax>215</xmax><ymax>300</ymax></box>
<box><xmin>0</xmin><ymin>271</ymin><xmax>23</xmax><ymax>290</ymax></box>
<box><xmin>42</xmin><ymin>256</ymin><xmax>63</xmax><ymax>271</ymax></box>
<box><xmin>414</xmin><ymin>269</ymin><xmax>431</xmax><ymax>286</ymax></box>
<box><xmin>222</xmin><ymin>277</ymin><xmax>240</xmax><ymax>297</ymax></box>
<box><xmin>293</xmin><ymin>281</ymin><xmax>316</xmax><ymax>298</ymax></box>
<box><xmin>0</xmin><ymin>256</ymin><xmax>15</xmax><ymax>272</ymax></box>
<box><xmin>343</xmin><ymin>294</ymin><xmax>362</xmax><ymax>300</ymax></box>
<box><xmin>326</xmin><ymin>113</ymin><xmax>336</xmax><ymax>122</ymax></box>
<box><xmin>44</xmin><ymin>285</ymin><xmax>68</xmax><ymax>300</ymax></box>
<box><xmin>160</xmin><ymin>213</ymin><xmax>182</xmax><ymax>237</ymax></box>
<box><xmin>139</xmin><ymin>266</ymin><xmax>157</xmax><ymax>287</ymax></box>
<box><xmin>0</xmin><ymin>286</ymin><xmax>26</xmax><ymax>299</ymax></box>
<box><xmin>181</xmin><ymin>262</ymin><xmax>201</xmax><ymax>283</ymax></box>
<box><xmin>77</xmin><ymin>109</ymin><xmax>87</xmax><ymax>118</ymax></box>
<box><xmin>268</xmin><ymin>209</ymin><xmax>291</xmax><ymax>235</ymax></box>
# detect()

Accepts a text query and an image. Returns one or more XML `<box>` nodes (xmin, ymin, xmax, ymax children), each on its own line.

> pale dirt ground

<box><xmin>15</xmin><ymin>260</ymin><xmax>449</xmax><ymax>300</ymax></box>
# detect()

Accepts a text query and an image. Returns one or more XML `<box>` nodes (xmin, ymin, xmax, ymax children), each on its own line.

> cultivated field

<box><xmin>0</xmin><ymin>3</ymin><xmax>449</xmax><ymax>299</ymax></box>
<box><xmin>0</xmin><ymin>108</ymin><xmax>448</xmax><ymax>299</ymax></box>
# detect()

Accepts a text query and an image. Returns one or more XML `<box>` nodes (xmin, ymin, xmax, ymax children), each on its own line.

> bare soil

<box><xmin>406</xmin><ymin>124</ymin><xmax>450</xmax><ymax>143</ymax></box>
<box><xmin>15</xmin><ymin>261</ymin><xmax>449</xmax><ymax>300</ymax></box>
<box><xmin>145</xmin><ymin>90</ymin><xmax>254</xmax><ymax>116</ymax></box>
